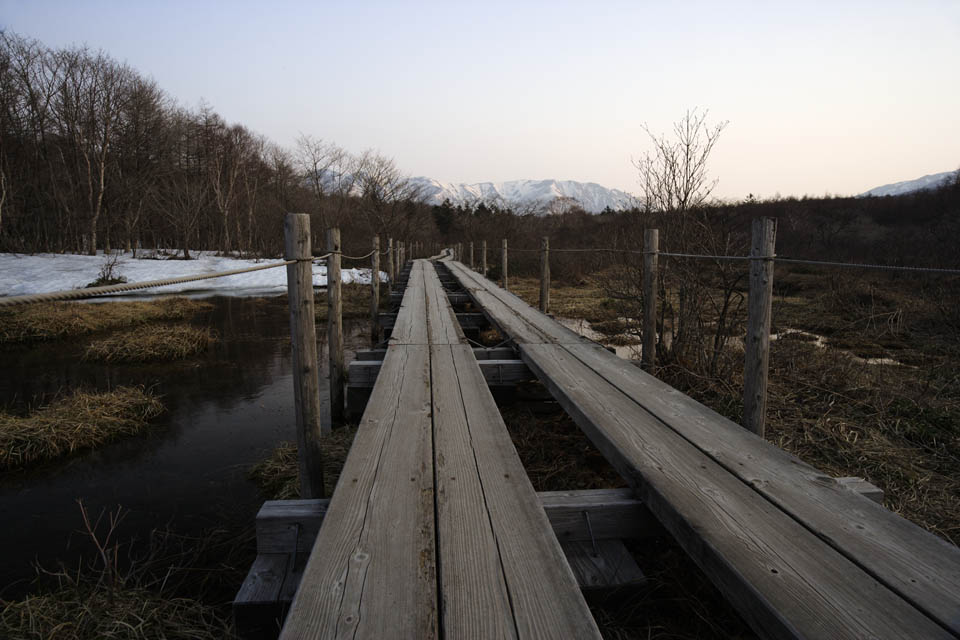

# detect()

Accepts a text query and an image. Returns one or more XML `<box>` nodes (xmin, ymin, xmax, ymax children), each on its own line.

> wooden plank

<box><xmin>538</xmin><ymin>488</ymin><xmax>658</xmax><ymax>542</ymax></box>
<box><xmin>438</xmin><ymin>343</ymin><xmax>602</xmax><ymax>638</ymax></box>
<box><xmin>519</xmin><ymin>343</ymin><xmax>950</xmax><ymax>639</ymax></box>
<box><xmin>348</xmin><ymin>359</ymin><xmax>530</xmax><ymax>388</ymax></box>
<box><xmin>380</xmin><ymin>312</ymin><xmax>486</xmax><ymax>331</ymax></box>
<box><xmin>279</xmin><ymin>345</ymin><xmax>437</xmax><ymax>639</ymax></box>
<box><xmin>837</xmin><ymin>476</ymin><xmax>884</xmax><ymax>504</ymax></box>
<box><xmin>561</xmin><ymin>341</ymin><xmax>960</xmax><ymax>634</ymax></box>
<box><xmin>430</xmin><ymin>344</ymin><xmax>517</xmax><ymax>638</ymax></box>
<box><xmin>388</xmin><ymin>261</ymin><xmax>428</xmax><ymax>345</ymax></box>
<box><xmin>447</xmin><ymin>260</ymin><xmax>586</xmax><ymax>345</ymax></box>
<box><xmin>236</xmin><ymin>552</ymin><xmax>288</xmax><ymax>605</ymax></box>
<box><xmin>561</xmin><ymin>539</ymin><xmax>646</xmax><ymax>589</ymax></box>
<box><xmin>354</xmin><ymin>346</ymin><xmax>515</xmax><ymax>362</ymax></box>
<box><xmin>423</xmin><ymin>260</ymin><xmax>467</xmax><ymax>345</ymax></box>
<box><xmin>256</xmin><ymin>499</ymin><xmax>329</xmax><ymax>554</ymax></box>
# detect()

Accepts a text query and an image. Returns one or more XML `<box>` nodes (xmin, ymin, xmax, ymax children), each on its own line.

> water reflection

<box><xmin>0</xmin><ymin>296</ymin><xmax>368</xmax><ymax>596</ymax></box>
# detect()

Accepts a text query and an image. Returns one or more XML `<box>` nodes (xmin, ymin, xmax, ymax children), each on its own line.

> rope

<box><xmin>0</xmin><ymin>260</ymin><xmax>295</xmax><ymax>307</ymax></box>
<box><xmin>466</xmin><ymin>242</ymin><xmax>960</xmax><ymax>274</ymax></box>
<box><xmin>774</xmin><ymin>257</ymin><xmax>960</xmax><ymax>274</ymax></box>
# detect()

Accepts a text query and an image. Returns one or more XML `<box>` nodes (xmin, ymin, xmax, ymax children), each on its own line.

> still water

<box><xmin>0</xmin><ymin>296</ymin><xmax>367</xmax><ymax>597</ymax></box>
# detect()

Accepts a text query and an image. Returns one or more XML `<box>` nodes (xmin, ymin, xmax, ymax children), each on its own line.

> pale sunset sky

<box><xmin>2</xmin><ymin>0</ymin><xmax>958</xmax><ymax>200</ymax></box>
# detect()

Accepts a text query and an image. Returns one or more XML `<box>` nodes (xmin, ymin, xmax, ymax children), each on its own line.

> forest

<box><xmin>2</xmin><ymin>30</ymin><xmax>958</xmax><ymax>272</ymax></box>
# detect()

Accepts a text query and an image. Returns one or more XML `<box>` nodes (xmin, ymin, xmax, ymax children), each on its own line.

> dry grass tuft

<box><xmin>509</xmin><ymin>276</ymin><xmax>621</xmax><ymax>323</ymax></box>
<box><xmin>0</xmin><ymin>583</ymin><xmax>231</xmax><ymax>640</ymax></box>
<box><xmin>84</xmin><ymin>326</ymin><xmax>216</xmax><ymax>362</ymax></box>
<box><xmin>251</xmin><ymin>426</ymin><xmax>359</xmax><ymax>500</ymax></box>
<box><xmin>502</xmin><ymin>403</ymin><xmax>625</xmax><ymax>492</ymax></box>
<box><xmin>0</xmin><ymin>387</ymin><xmax>165</xmax><ymax>470</ymax></box>
<box><xmin>0</xmin><ymin>298</ymin><xmax>213</xmax><ymax>346</ymax></box>
<box><xmin>315</xmin><ymin>283</ymin><xmax>387</xmax><ymax>321</ymax></box>
<box><xmin>0</xmin><ymin>502</ymin><xmax>250</xmax><ymax>639</ymax></box>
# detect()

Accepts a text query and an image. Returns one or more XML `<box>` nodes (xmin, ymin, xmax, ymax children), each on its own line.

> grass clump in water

<box><xmin>0</xmin><ymin>298</ymin><xmax>213</xmax><ymax>346</ymax></box>
<box><xmin>0</xmin><ymin>387</ymin><xmax>165</xmax><ymax>470</ymax></box>
<box><xmin>0</xmin><ymin>502</ymin><xmax>244</xmax><ymax>639</ymax></box>
<box><xmin>251</xmin><ymin>426</ymin><xmax>358</xmax><ymax>499</ymax></box>
<box><xmin>84</xmin><ymin>326</ymin><xmax>216</xmax><ymax>362</ymax></box>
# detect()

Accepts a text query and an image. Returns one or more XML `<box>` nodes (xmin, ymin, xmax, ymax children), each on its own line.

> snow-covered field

<box><xmin>0</xmin><ymin>251</ymin><xmax>387</xmax><ymax>300</ymax></box>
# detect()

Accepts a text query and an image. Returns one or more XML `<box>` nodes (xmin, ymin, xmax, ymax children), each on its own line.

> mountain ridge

<box><xmin>859</xmin><ymin>169</ymin><xmax>959</xmax><ymax>197</ymax></box>
<box><xmin>409</xmin><ymin>177</ymin><xmax>638</xmax><ymax>213</ymax></box>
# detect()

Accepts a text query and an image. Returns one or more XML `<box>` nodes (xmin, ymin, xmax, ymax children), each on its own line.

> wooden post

<box><xmin>371</xmin><ymin>236</ymin><xmax>380</xmax><ymax>345</ymax></box>
<box><xmin>469</xmin><ymin>241</ymin><xmax>474</xmax><ymax>269</ymax></box>
<box><xmin>641</xmin><ymin>229</ymin><xmax>659</xmax><ymax>372</ymax></box>
<box><xmin>387</xmin><ymin>237</ymin><xmax>395</xmax><ymax>290</ymax></box>
<box><xmin>482</xmin><ymin>240</ymin><xmax>487</xmax><ymax>276</ymax></box>
<box><xmin>501</xmin><ymin>238</ymin><xmax>508</xmax><ymax>290</ymax></box>
<box><xmin>539</xmin><ymin>236</ymin><xmax>550</xmax><ymax>313</ymax></box>
<box><xmin>327</xmin><ymin>227</ymin><xmax>345</xmax><ymax>426</ymax></box>
<box><xmin>744</xmin><ymin>217</ymin><xmax>777</xmax><ymax>437</ymax></box>
<box><xmin>284</xmin><ymin>213</ymin><xmax>325</xmax><ymax>498</ymax></box>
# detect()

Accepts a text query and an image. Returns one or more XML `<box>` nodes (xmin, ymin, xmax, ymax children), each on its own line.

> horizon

<box><xmin>2</xmin><ymin>0</ymin><xmax>958</xmax><ymax>200</ymax></box>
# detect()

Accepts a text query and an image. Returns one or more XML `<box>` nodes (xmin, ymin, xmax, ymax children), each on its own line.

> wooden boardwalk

<box><xmin>279</xmin><ymin>260</ymin><xmax>601</xmax><ymax>639</ymax></box>
<box><xmin>271</xmin><ymin>254</ymin><xmax>960</xmax><ymax>640</ymax></box>
<box><xmin>442</xmin><ymin>258</ymin><xmax>960</xmax><ymax>639</ymax></box>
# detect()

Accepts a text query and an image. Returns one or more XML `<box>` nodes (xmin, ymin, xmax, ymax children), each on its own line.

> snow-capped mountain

<box><xmin>859</xmin><ymin>170</ymin><xmax>959</xmax><ymax>197</ymax></box>
<box><xmin>410</xmin><ymin>178</ymin><xmax>638</xmax><ymax>213</ymax></box>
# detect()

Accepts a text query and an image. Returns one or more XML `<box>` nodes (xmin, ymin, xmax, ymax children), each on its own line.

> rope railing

<box><xmin>477</xmin><ymin>243</ymin><xmax>960</xmax><ymax>274</ymax></box>
<box><xmin>0</xmin><ymin>259</ymin><xmax>298</xmax><ymax>307</ymax></box>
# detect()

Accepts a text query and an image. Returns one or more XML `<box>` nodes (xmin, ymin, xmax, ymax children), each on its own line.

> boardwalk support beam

<box><xmin>642</xmin><ymin>229</ymin><xmax>658</xmax><ymax>371</ymax></box>
<box><xmin>327</xmin><ymin>227</ymin><xmax>344</xmax><ymax>426</ymax></box>
<box><xmin>284</xmin><ymin>213</ymin><xmax>325</xmax><ymax>498</ymax></box>
<box><xmin>743</xmin><ymin>217</ymin><xmax>777</xmax><ymax>436</ymax></box>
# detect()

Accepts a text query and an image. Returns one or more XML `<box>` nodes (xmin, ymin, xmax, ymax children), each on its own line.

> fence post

<box><xmin>501</xmin><ymin>239</ymin><xmax>508</xmax><ymax>289</ymax></box>
<box><xmin>539</xmin><ymin>236</ymin><xmax>550</xmax><ymax>313</ymax></box>
<box><xmin>284</xmin><ymin>213</ymin><xmax>325</xmax><ymax>498</ymax></box>
<box><xmin>387</xmin><ymin>237</ymin><xmax>395</xmax><ymax>289</ymax></box>
<box><xmin>744</xmin><ymin>217</ymin><xmax>777</xmax><ymax>437</ymax></box>
<box><xmin>327</xmin><ymin>227</ymin><xmax>345</xmax><ymax>426</ymax></box>
<box><xmin>641</xmin><ymin>229</ymin><xmax>659</xmax><ymax>372</ymax></box>
<box><xmin>469</xmin><ymin>241</ymin><xmax>474</xmax><ymax>269</ymax></box>
<box><xmin>482</xmin><ymin>240</ymin><xmax>488</xmax><ymax>276</ymax></box>
<box><xmin>371</xmin><ymin>236</ymin><xmax>380</xmax><ymax>345</ymax></box>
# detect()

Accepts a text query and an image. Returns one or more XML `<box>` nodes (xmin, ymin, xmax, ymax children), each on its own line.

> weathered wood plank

<box><xmin>520</xmin><ymin>343</ymin><xmax>950</xmax><ymax>639</ymax></box>
<box><xmin>354</xmin><ymin>346</ymin><xmax>515</xmax><ymax>362</ymax></box>
<box><xmin>388</xmin><ymin>261</ymin><xmax>428</xmax><ymax>345</ymax></box>
<box><xmin>442</xmin><ymin>343</ymin><xmax>602</xmax><ymax>638</ymax></box>
<box><xmin>279</xmin><ymin>345</ymin><xmax>436</xmax><ymax>639</ymax></box>
<box><xmin>836</xmin><ymin>476</ymin><xmax>884</xmax><ymax>504</ymax></box>
<box><xmin>348</xmin><ymin>359</ymin><xmax>530</xmax><ymax>387</ymax></box>
<box><xmin>256</xmin><ymin>499</ymin><xmax>330</xmax><ymax>554</ymax></box>
<box><xmin>561</xmin><ymin>539</ymin><xmax>646</xmax><ymax>589</ymax></box>
<box><xmin>538</xmin><ymin>488</ymin><xmax>658</xmax><ymax>542</ymax></box>
<box><xmin>448</xmin><ymin>256</ymin><xmax>960</xmax><ymax>636</ymax></box>
<box><xmin>562</xmin><ymin>341</ymin><xmax>960</xmax><ymax>634</ymax></box>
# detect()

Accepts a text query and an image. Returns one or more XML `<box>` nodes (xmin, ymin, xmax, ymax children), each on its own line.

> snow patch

<box><xmin>0</xmin><ymin>251</ymin><xmax>387</xmax><ymax>301</ymax></box>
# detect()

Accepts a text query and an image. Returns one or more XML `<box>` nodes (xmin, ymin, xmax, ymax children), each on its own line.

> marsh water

<box><xmin>0</xmin><ymin>295</ymin><xmax>367</xmax><ymax>597</ymax></box>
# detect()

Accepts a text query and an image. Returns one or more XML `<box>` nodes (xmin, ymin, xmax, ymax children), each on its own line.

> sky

<box><xmin>2</xmin><ymin>0</ymin><xmax>959</xmax><ymax>200</ymax></box>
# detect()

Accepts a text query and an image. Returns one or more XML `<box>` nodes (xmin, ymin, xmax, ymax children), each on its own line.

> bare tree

<box><xmin>635</xmin><ymin>108</ymin><xmax>728</xmax><ymax>213</ymax></box>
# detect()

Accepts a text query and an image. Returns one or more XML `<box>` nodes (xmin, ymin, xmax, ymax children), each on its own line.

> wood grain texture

<box><xmin>521</xmin><ymin>343</ymin><xmax>950</xmax><ymax>640</ymax></box>
<box><xmin>538</xmin><ymin>488</ymin><xmax>658</xmax><ymax>542</ymax></box>
<box><xmin>280</xmin><ymin>344</ymin><xmax>436</xmax><ymax>640</ymax></box>
<box><xmin>641</xmin><ymin>228</ymin><xmax>658</xmax><ymax>371</ymax></box>
<box><xmin>441</xmin><ymin>343</ymin><xmax>602</xmax><ymax>639</ymax></box>
<box><xmin>743</xmin><ymin>216</ymin><xmax>776</xmax><ymax>435</ymax></box>
<box><xmin>284</xmin><ymin>213</ymin><xmax>326</xmax><ymax>498</ymax></box>
<box><xmin>561</xmin><ymin>540</ymin><xmax>646</xmax><ymax>589</ymax></box>
<box><xmin>562</xmin><ymin>341</ymin><xmax>960</xmax><ymax>634</ymax></box>
<box><xmin>445</xmin><ymin>260</ymin><xmax>959</xmax><ymax>639</ymax></box>
<box><xmin>327</xmin><ymin>227</ymin><xmax>345</xmax><ymax>425</ymax></box>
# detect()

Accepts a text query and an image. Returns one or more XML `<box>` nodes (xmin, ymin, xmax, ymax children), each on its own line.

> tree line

<box><xmin>0</xmin><ymin>31</ymin><xmax>440</xmax><ymax>257</ymax></box>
